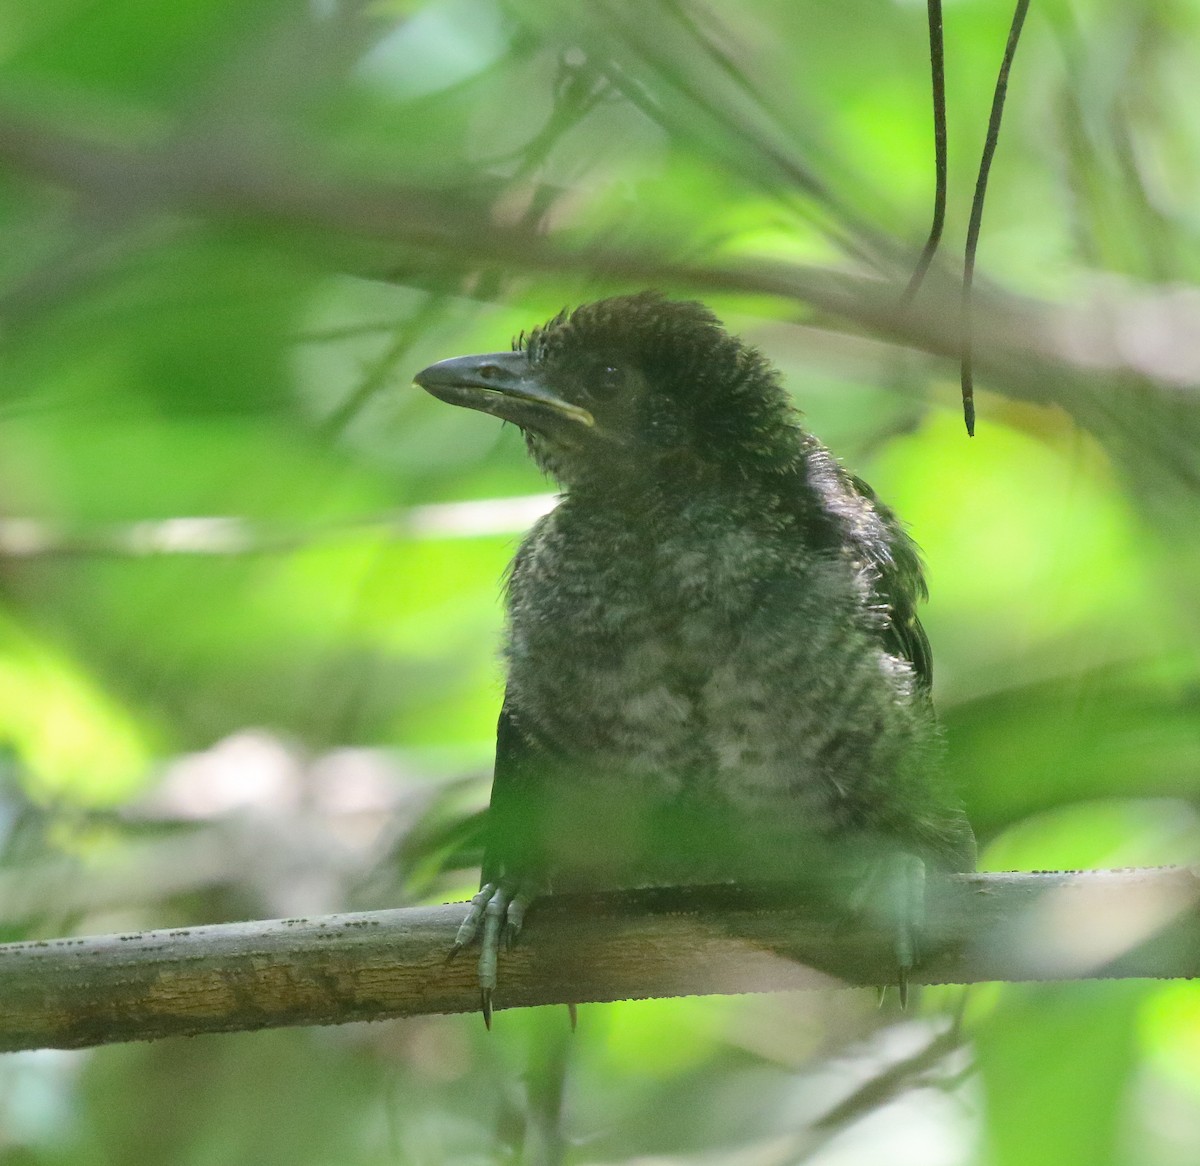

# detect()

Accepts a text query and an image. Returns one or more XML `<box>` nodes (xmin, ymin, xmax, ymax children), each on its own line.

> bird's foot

<box><xmin>449</xmin><ymin>878</ymin><xmax>538</xmax><ymax>1028</ymax></box>
<box><xmin>852</xmin><ymin>851</ymin><xmax>926</xmax><ymax>1009</ymax></box>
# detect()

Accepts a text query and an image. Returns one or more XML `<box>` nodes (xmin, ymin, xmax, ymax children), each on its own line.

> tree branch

<box><xmin>1</xmin><ymin>107</ymin><xmax>1198</xmax><ymax>408</ymax></box>
<box><xmin>2</xmin><ymin>868</ymin><xmax>1198</xmax><ymax>1052</ymax></box>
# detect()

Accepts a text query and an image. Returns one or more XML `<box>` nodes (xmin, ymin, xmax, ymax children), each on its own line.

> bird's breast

<box><xmin>503</xmin><ymin>500</ymin><xmax>807</xmax><ymax>800</ymax></box>
<box><xmin>498</xmin><ymin>495</ymin><xmax>955</xmax><ymax>884</ymax></box>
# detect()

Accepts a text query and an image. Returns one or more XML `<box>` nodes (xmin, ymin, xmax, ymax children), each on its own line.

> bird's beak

<box><xmin>413</xmin><ymin>351</ymin><xmax>595</xmax><ymax>428</ymax></box>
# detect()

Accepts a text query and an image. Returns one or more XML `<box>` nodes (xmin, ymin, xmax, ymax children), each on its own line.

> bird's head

<box><xmin>414</xmin><ymin>292</ymin><xmax>803</xmax><ymax>488</ymax></box>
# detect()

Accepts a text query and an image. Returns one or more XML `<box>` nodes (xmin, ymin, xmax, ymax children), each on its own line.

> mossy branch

<box><xmin>1</xmin><ymin>868</ymin><xmax>1198</xmax><ymax>1052</ymax></box>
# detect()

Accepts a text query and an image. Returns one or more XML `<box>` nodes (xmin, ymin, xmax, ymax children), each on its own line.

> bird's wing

<box><xmin>480</xmin><ymin>695</ymin><xmax>550</xmax><ymax>888</ymax></box>
<box><xmin>847</xmin><ymin>471</ymin><xmax>933</xmax><ymax>691</ymax></box>
<box><xmin>802</xmin><ymin>447</ymin><xmax>933</xmax><ymax>692</ymax></box>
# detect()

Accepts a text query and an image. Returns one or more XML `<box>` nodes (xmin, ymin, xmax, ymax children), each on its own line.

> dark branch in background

<box><xmin>0</xmin><ymin>108</ymin><xmax>1177</xmax><ymax>389</ymax></box>
<box><xmin>961</xmin><ymin>0</ymin><xmax>1032</xmax><ymax>436</ymax></box>
<box><xmin>0</xmin><ymin>105</ymin><xmax>1198</xmax><ymax>511</ymax></box>
<box><xmin>903</xmin><ymin>0</ymin><xmax>948</xmax><ymax>303</ymax></box>
<box><xmin>0</xmin><ymin>111</ymin><xmax>1166</xmax><ymax>378</ymax></box>
<box><xmin>1</xmin><ymin>868</ymin><xmax>1199</xmax><ymax>1053</ymax></box>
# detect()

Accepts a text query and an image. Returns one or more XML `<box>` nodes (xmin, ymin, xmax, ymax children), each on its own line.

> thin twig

<box><xmin>961</xmin><ymin>0</ymin><xmax>1032</xmax><ymax>435</ymax></box>
<box><xmin>903</xmin><ymin>0</ymin><xmax>948</xmax><ymax>302</ymax></box>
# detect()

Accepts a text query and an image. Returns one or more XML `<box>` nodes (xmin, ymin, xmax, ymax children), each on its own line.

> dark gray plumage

<box><xmin>415</xmin><ymin>292</ymin><xmax>973</xmax><ymax>1019</ymax></box>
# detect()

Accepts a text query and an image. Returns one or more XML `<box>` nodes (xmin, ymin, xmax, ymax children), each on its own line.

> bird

<box><xmin>413</xmin><ymin>292</ymin><xmax>974</xmax><ymax>1023</ymax></box>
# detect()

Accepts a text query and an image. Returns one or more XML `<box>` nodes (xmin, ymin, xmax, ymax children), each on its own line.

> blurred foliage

<box><xmin>0</xmin><ymin>0</ymin><xmax>1199</xmax><ymax>1162</ymax></box>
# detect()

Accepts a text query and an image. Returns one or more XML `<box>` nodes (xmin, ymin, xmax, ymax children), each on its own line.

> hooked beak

<box><xmin>413</xmin><ymin>351</ymin><xmax>594</xmax><ymax>429</ymax></box>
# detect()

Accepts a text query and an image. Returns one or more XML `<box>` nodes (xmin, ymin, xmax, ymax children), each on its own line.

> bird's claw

<box><xmin>453</xmin><ymin>878</ymin><xmax>536</xmax><ymax>1025</ymax></box>
<box><xmin>505</xmin><ymin>894</ymin><xmax>528</xmax><ymax>949</ymax></box>
<box><xmin>449</xmin><ymin>884</ymin><xmax>496</xmax><ymax>956</ymax></box>
<box><xmin>856</xmin><ymin>851</ymin><xmax>926</xmax><ymax>1009</ymax></box>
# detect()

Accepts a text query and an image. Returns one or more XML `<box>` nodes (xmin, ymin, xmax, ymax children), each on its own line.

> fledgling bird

<box><xmin>414</xmin><ymin>293</ymin><xmax>974</xmax><ymax>1022</ymax></box>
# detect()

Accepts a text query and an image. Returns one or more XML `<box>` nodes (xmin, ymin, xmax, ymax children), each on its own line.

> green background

<box><xmin>1</xmin><ymin>0</ymin><xmax>1199</xmax><ymax>1162</ymax></box>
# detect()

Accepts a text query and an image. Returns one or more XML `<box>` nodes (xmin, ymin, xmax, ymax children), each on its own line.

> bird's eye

<box><xmin>589</xmin><ymin>365</ymin><xmax>625</xmax><ymax>401</ymax></box>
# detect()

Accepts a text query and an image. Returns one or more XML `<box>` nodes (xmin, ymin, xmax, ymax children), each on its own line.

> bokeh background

<box><xmin>1</xmin><ymin>0</ymin><xmax>1200</xmax><ymax>1162</ymax></box>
